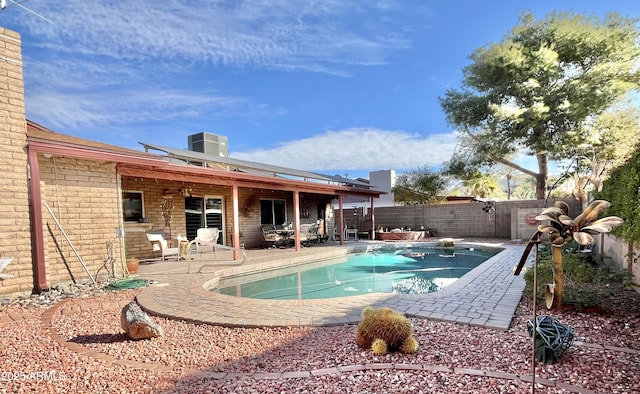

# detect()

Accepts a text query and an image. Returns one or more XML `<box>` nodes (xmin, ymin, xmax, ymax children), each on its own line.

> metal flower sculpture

<box><xmin>535</xmin><ymin>200</ymin><xmax>623</xmax><ymax>309</ymax></box>
<box><xmin>572</xmin><ymin>158</ymin><xmax>606</xmax><ymax>204</ymax></box>
<box><xmin>160</xmin><ymin>198</ymin><xmax>174</xmax><ymax>237</ymax></box>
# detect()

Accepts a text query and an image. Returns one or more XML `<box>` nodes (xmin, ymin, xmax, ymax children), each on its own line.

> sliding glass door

<box><xmin>185</xmin><ymin>196</ymin><xmax>225</xmax><ymax>243</ymax></box>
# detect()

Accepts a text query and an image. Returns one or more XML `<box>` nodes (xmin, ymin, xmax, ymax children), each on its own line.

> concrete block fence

<box><xmin>344</xmin><ymin>198</ymin><xmax>581</xmax><ymax>240</ymax></box>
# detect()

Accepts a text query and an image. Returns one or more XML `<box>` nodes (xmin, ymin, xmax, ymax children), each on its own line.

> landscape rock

<box><xmin>120</xmin><ymin>301</ymin><xmax>163</xmax><ymax>340</ymax></box>
<box><xmin>3</xmin><ymin>281</ymin><xmax>122</xmax><ymax>308</ymax></box>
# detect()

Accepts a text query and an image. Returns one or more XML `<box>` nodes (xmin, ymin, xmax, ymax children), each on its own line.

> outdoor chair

<box><xmin>261</xmin><ymin>224</ymin><xmax>286</xmax><ymax>248</ymax></box>
<box><xmin>333</xmin><ymin>225</ymin><xmax>347</xmax><ymax>241</ymax></box>
<box><xmin>345</xmin><ymin>227</ymin><xmax>358</xmax><ymax>241</ymax></box>
<box><xmin>193</xmin><ymin>227</ymin><xmax>219</xmax><ymax>259</ymax></box>
<box><xmin>299</xmin><ymin>223</ymin><xmax>320</xmax><ymax>245</ymax></box>
<box><xmin>145</xmin><ymin>231</ymin><xmax>180</xmax><ymax>261</ymax></box>
<box><xmin>0</xmin><ymin>256</ymin><xmax>14</xmax><ymax>279</ymax></box>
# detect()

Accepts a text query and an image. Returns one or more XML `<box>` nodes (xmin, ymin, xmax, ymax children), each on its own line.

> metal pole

<box><xmin>43</xmin><ymin>202</ymin><xmax>96</xmax><ymax>284</ymax></box>
<box><xmin>531</xmin><ymin>237</ymin><xmax>539</xmax><ymax>393</ymax></box>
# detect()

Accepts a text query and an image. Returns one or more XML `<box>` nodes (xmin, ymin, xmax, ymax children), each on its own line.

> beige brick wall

<box><xmin>240</xmin><ymin>189</ymin><xmax>293</xmax><ymax>247</ymax></box>
<box><xmin>119</xmin><ymin>179</ymin><xmax>336</xmax><ymax>254</ymax></box>
<box><xmin>511</xmin><ymin>208</ymin><xmax>542</xmax><ymax>241</ymax></box>
<box><xmin>121</xmin><ymin>177</ymin><xmax>184</xmax><ymax>258</ymax></box>
<box><xmin>39</xmin><ymin>156</ymin><xmax>123</xmax><ymax>284</ymax></box>
<box><xmin>120</xmin><ymin>177</ymin><xmax>240</xmax><ymax>258</ymax></box>
<box><xmin>238</xmin><ymin>191</ymin><xmax>332</xmax><ymax>247</ymax></box>
<box><xmin>0</xmin><ymin>28</ymin><xmax>33</xmax><ymax>296</ymax></box>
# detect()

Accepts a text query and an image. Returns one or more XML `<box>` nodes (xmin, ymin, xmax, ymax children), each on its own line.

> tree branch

<box><xmin>463</xmin><ymin>129</ymin><xmax>539</xmax><ymax>178</ymax></box>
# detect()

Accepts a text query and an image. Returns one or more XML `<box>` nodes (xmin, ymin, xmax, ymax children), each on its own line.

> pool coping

<box><xmin>135</xmin><ymin>241</ymin><xmax>529</xmax><ymax>331</ymax></box>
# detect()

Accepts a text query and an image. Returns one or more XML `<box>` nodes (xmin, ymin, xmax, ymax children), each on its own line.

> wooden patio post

<box><xmin>369</xmin><ymin>196</ymin><xmax>375</xmax><ymax>240</ymax></box>
<box><xmin>232</xmin><ymin>185</ymin><xmax>240</xmax><ymax>260</ymax></box>
<box><xmin>28</xmin><ymin>149</ymin><xmax>48</xmax><ymax>292</ymax></box>
<box><xmin>338</xmin><ymin>194</ymin><xmax>344</xmax><ymax>245</ymax></box>
<box><xmin>293</xmin><ymin>190</ymin><xmax>301</xmax><ymax>251</ymax></box>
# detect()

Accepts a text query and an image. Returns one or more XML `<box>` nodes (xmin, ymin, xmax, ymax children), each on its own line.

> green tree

<box><xmin>567</xmin><ymin>107</ymin><xmax>640</xmax><ymax>203</ymax></box>
<box><xmin>595</xmin><ymin>147</ymin><xmax>640</xmax><ymax>275</ymax></box>
<box><xmin>392</xmin><ymin>166</ymin><xmax>447</xmax><ymax>205</ymax></box>
<box><xmin>579</xmin><ymin>107</ymin><xmax>640</xmax><ymax>171</ymax></box>
<box><xmin>439</xmin><ymin>11</ymin><xmax>640</xmax><ymax>199</ymax></box>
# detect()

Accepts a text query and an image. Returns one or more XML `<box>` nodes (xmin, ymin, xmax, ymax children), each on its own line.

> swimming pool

<box><xmin>215</xmin><ymin>247</ymin><xmax>500</xmax><ymax>300</ymax></box>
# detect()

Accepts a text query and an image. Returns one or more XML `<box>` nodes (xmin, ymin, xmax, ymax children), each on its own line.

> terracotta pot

<box><xmin>126</xmin><ymin>258</ymin><xmax>139</xmax><ymax>274</ymax></box>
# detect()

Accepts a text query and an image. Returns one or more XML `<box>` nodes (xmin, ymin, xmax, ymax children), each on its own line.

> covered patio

<box><xmin>24</xmin><ymin>122</ymin><xmax>384</xmax><ymax>293</ymax></box>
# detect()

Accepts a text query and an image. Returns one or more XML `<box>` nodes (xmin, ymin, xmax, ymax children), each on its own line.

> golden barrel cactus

<box><xmin>356</xmin><ymin>306</ymin><xmax>419</xmax><ymax>356</ymax></box>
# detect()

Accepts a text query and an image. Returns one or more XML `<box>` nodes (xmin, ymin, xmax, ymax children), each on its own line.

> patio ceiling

<box><xmin>117</xmin><ymin>163</ymin><xmax>381</xmax><ymax>198</ymax></box>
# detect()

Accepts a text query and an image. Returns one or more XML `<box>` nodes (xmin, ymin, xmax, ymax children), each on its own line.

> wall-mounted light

<box><xmin>43</xmin><ymin>153</ymin><xmax>52</xmax><ymax>159</ymax></box>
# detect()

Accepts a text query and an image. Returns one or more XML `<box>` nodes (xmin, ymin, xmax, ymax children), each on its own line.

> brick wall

<box><xmin>122</xmin><ymin>177</ymin><xmax>192</xmax><ymax>259</ymax></box>
<box><xmin>120</xmin><ymin>177</ymin><xmax>246</xmax><ymax>257</ymax></box>
<box><xmin>237</xmin><ymin>190</ymin><xmax>264</xmax><ymax>247</ymax></box>
<box><xmin>39</xmin><ymin>156</ymin><xmax>122</xmax><ymax>284</ymax></box>
<box><xmin>239</xmin><ymin>189</ymin><xmax>291</xmax><ymax>248</ymax></box>
<box><xmin>511</xmin><ymin>207</ymin><xmax>543</xmax><ymax>240</ymax></box>
<box><xmin>0</xmin><ymin>28</ymin><xmax>32</xmax><ymax>295</ymax></box>
<box><xmin>118</xmin><ymin>180</ymin><xmax>336</xmax><ymax>254</ymax></box>
<box><xmin>239</xmin><ymin>191</ymin><xmax>331</xmax><ymax>248</ymax></box>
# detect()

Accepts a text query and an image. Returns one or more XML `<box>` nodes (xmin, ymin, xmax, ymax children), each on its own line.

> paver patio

<box><xmin>134</xmin><ymin>239</ymin><xmax>529</xmax><ymax>330</ymax></box>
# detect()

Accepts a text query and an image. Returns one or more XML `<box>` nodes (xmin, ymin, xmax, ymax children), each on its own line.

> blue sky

<box><xmin>1</xmin><ymin>0</ymin><xmax>638</xmax><ymax>180</ymax></box>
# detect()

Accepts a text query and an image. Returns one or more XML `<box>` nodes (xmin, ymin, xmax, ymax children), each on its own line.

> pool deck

<box><xmin>134</xmin><ymin>238</ymin><xmax>530</xmax><ymax>331</ymax></box>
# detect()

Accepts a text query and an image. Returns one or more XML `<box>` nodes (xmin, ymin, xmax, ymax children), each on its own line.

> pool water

<box><xmin>215</xmin><ymin>247</ymin><xmax>500</xmax><ymax>300</ymax></box>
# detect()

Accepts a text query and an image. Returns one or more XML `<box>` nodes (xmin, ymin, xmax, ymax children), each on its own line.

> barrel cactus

<box><xmin>356</xmin><ymin>306</ymin><xmax>419</xmax><ymax>356</ymax></box>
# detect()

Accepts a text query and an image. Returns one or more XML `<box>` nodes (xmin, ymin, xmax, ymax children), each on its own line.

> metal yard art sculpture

<box><xmin>160</xmin><ymin>197</ymin><xmax>174</xmax><ymax>238</ymax></box>
<box><xmin>510</xmin><ymin>150</ymin><xmax>625</xmax><ymax>391</ymax></box>
<box><xmin>534</xmin><ymin>200</ymin><xmax>623</xmax><ymax>309</ymax></box>
<box><xmin>514</xmin><ymin>198</ymin><xmax>623</xmax><ymax>391</ymax></box>
<box><xmin>514</xmin><ymin>200</ymin><xmax>623</xmax><ymax>309</ymax></box>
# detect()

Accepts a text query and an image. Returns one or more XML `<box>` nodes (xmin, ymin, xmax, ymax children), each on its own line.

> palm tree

<box><xmin>461</xmin><ymin>172</ymin><xmax>505</xmax><ymax>199</ymax></box>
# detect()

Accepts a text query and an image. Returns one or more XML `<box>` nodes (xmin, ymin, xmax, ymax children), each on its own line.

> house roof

<box><xmin>26</xmin><ymin>120</ymin><xmax>383</xmax><ymax>198</ymax></box>
<box><xmin>27</xmin><ymin>121</ymin><xmax>159</xmax><ymax>159</ymax></box>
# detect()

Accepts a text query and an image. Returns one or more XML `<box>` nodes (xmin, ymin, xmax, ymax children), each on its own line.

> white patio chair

<box><xmin>345</xmin><ymin>227</ymin><xmax>358</xmax><ymax>241</ymax></box>
<box><xmin>194</xmin><ymin>227</ymin><xmax>219</xmax><ymax>259</ymax></box>
<box><xmin>145</xmin><ymin>231</ymin><xmax>180</xmax><ymax>261</ymax></box>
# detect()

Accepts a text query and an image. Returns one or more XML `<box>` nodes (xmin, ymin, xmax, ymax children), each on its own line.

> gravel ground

<box><xmin>1</xmin><ymin>282</ymin><xmax>639</xmax><ymax>394</ymax></box>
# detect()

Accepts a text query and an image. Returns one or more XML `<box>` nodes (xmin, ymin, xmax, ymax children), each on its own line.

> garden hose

<box><xmin>105</xmin><ymin>278</ymin><xmax>149</xmax><ymax>290</ymax></box>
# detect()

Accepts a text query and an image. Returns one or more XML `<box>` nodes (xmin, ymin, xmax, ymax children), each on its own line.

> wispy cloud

<box><xmin>3</xmin><ymin>0</ymin><xmax>416</xmax><ymax>132</ymax></box>
<box><xmin>232</xmin><ymin>127</ymin><xmax>458</xmax><ymax>173</ymax></box>
<box><xmin>26</xmin><ymin>88</ymin><xmax>250</xmax><ymax>130</ymax></box>
<box><xmin>13</xmin><ymin>0</ymin><xmax>410</xmax><ymax>69</ymax></box>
